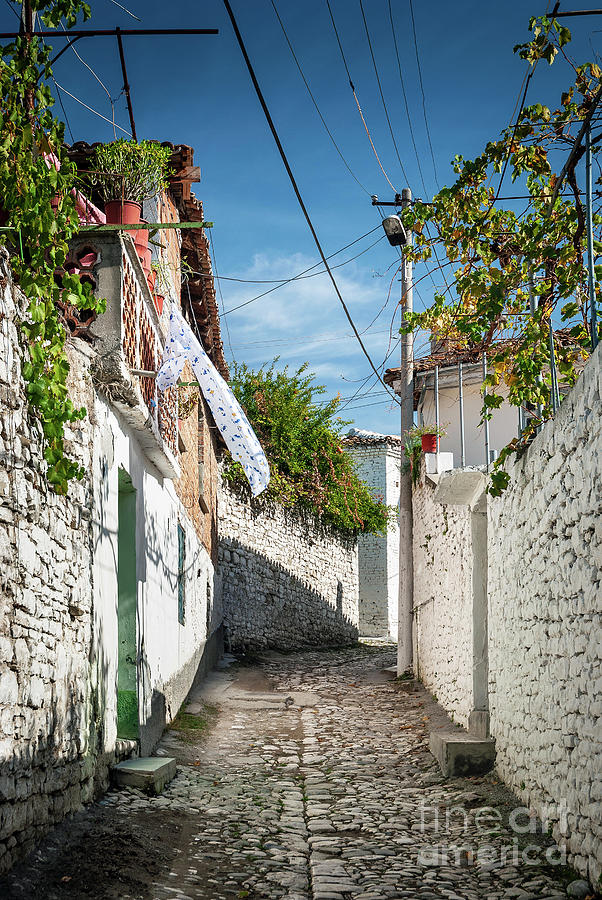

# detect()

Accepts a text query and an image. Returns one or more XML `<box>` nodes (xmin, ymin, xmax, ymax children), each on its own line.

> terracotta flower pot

<box><xmin>140</xmin><ymin>248</ymin><xmax>152</xmax><ymax>277</ymax></box>
<box><xmin>421</xmin><ymin>433</ymin><xmax>437</xmax><ymax>453</ymax></box>
<box><xmin>104</xmin><ymin>199</ymin><xmax>141</xmax><ymax>241</ymax></box>
<box><xmin>147</xmin><ymin>269</ymin><xmax>157</xmax><ymax>293</ymax></box>
<box><xmin>154</xmin><ymin>294</ymin><xmax>164</xmax><ymax>316</ymax></box>
<box><xmin>134</xmin><ymin>223</ymin><xmax>149</xmax><ymax>255</ymax></box>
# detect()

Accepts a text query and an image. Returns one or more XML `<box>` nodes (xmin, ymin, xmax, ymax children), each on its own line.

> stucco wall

<box><xmin>412</xmin><ymin>473</ymin><xmax>474</xmax><ymax>727</ymax></box>
<box><xmin>345</xmin><ymin>441</ymin><xmax>400</xmax><ymax>639</ymax></box>
<box><xmin>218</xmin><ymin>479</ymin><xmax>359</xmax><ymax>651</ymax></box>
<box><xmin>488</xmin><ymin>344</ymin><xmax>602</xmax><ymax>884</ymax></box>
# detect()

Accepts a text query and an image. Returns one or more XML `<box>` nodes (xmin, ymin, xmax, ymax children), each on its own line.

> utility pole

<box><xmin>373</xmin><ymin>187</ymin><xmax>414</xmax><ymax>674</ymax></box>
<box><xmin>397</xmin><ymin>187</ymin><xmax>413</xmax><ymax>674</ymax></box>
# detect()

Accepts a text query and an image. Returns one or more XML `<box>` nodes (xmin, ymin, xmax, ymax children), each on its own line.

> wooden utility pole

<box><xmin>397</xmin><ymin>187</ymin><xmax>414</xmax><ymax>675</ymax></box>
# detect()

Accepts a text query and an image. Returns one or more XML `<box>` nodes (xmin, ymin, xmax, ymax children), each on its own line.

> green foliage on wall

<box><xmin>223</xmin><ymin>361</ymin><xmax>391</xmax><ymax>535</ymax></box>
<box><xmin>0</xmin><ymin>1</ymin><xmax>105</xmax><ymax>493</ymax></box>
<box><xmin>399</xmin><ymin>16</ymin><xmax>599</xmax><ymax>495</ymax></box>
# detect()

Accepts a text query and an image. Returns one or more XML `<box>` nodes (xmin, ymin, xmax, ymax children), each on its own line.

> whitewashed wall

<box><xmin>419</xmin><ymin>368</ymin><xmax>517</xmax><ymax>468</ymax></box>
<box><xmin>0</xmin><ymin>250</ymin><xmax>219</xmax><ymax>872</ymax></box>
<box><xmin>345</xmin><ymin>440</ymin><xmax>400</xmax><ymax>638</ymax></box>
<box><xmin>488</xmin><ymin>344</ymin><xmax>602</xmax><ymax>885</ymax></box>
<box><xmin>218</xmin><ymin>480</ymin><xmax>359</xmax><ymax>651</ymax></box>
<box><xmin>412</xmin><ymin>474</ymin><xmax>474</xmax><ymax>727</ymax></box>
<box><xmin>92</xmin><ymin>397</ymin><xmax>218</xmax><ymax>756</ymax></box>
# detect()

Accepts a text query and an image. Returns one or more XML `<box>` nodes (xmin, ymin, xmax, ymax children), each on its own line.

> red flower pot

<box><xmin>147</xmin><ymin>269</ymin><xmax>157</xmax><ymax>293</ymax></box>
<box><xmin>134</xmin><ymin>223</ymin><xmax>149</xmax><ymax>255</ymax></box>
<box><xmin>140</xmin><ymin>248</ymin><xmax>152</xmax><ymax>277</ymax></box>
<box><xmin>421</xmin><ymin>433</ymin><xmax>437</xmax><ymax>453</ymax></box>
<box><xmin>104</xmin><ymin>199</ymin><xmax>141</xmax><ymax>241</ymax></box>
<box><xmin>154</xmin><ymin>294</ymin><xmax>165</xmax><ymax>316</ymax></box>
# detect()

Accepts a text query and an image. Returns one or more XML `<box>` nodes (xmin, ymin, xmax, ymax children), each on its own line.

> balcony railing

<box><xmin>66</xmin><ymin>231</ymin><xmax>180</xmax><ymax>479</ymax></box>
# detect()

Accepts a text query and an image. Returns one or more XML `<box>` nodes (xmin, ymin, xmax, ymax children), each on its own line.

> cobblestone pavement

<box><xmin>3</xmin><ymin>644</ymin><xmax>578</xmax><ymax>899</ymax></box>
<box><xmin>116</xmin><ymin>644</ymin><xmax>572</xmax><ymax>900</ymax></box>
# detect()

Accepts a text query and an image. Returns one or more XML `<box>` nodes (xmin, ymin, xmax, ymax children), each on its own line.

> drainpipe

<box><xmin>468</xmin><ymin>488</ymin><xmax>490</xmax><ymax>738</ymax></box>
<box><xmin>397</xmin><ymin>187</ymin><xmax>413</xmax><ymax>675</ymax></box>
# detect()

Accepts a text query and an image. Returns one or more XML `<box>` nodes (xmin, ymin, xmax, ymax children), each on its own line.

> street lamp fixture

<box><xmin>382</xmin><ymin>214</ymin><xmax>408</xmax><ymax>247</ymax></box>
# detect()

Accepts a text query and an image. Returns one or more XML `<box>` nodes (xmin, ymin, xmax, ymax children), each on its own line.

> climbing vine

<box><xmin>400</xmin><ymin>15</ymin><xmax>601</xmax><ymax>494</ymax></box>
<box><xmin>222</xmin><ymin>361</ymin><xmax>391</xmax><ymax>535</ymax></box>
<box><xmin>0</xmin><ymin>0</ymin><xmax>105</xmax><ymax>493</ymax></box>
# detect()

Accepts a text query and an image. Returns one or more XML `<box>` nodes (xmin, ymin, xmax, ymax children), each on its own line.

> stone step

<box><xmin>111</xmin><ymin>756</ymin><xmax>176</xmax><ymax>794</ymax></box>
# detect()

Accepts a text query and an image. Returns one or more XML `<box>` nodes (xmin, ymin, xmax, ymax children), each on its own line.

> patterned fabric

<box><xmin>156</xmin><ymin>307</ymin><xmax>270</xmax><ymax>497</ymax></box>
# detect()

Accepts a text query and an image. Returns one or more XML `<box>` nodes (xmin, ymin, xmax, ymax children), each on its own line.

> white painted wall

<box><xmin>92</xmin><ymin>396</ymin><xmax>216</xmax><ymax>756</ymax></box>
<box><xmin>345</xmin><ymin>441</ymin><xmax>400</xmax><ymax>639</ymax></box>
<box><xmin>418</xmin><ymin>366</ymin><xmax>517</xmax><ymax>468</ymax></box>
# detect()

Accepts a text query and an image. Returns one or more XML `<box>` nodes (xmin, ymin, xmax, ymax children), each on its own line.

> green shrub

<box><xmin>224</xmin><ymin>361</ymin><xmax>391</xmax><ymax>535</ymax></box>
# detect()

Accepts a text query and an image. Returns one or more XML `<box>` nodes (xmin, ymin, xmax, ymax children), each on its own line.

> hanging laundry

<box><xmin>156</xmin><ymin>307</ymin><xmax>270</xmax><ymax>497</ymax></box>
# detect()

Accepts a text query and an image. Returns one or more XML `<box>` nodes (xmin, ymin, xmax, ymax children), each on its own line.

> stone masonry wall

<box><xmin>0</xmin><ymin>251</ymin><xmax>102</xmax><ymax>874</ymax></box>
<box><xmin>488</xmin><ymin>344</ymin><xmax>602</xmax><ymax>884</ymax></box>
<box><xmin>412</xmin><ymin>470</ymin><xmax>473</xmax><ymax>728</ymax></box>
<box><xmin>217</xmin><ymin>479</ymin><xmax>359</xmax><ymax>651</ymax></box>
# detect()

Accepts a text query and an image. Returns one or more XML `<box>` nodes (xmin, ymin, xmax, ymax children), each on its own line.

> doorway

<box><xmin>117</xmin><ymin>468</ymin><xmax>139</xmax><ymax>740</ymax></box>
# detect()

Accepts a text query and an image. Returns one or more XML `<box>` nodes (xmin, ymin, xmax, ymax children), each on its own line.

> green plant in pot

<box><xmin>403</xmin><ymin>424</ymin><xmax>448</xmax><ymax>486</ymax></box>
<box><xmin>91</xmin><ymin>139</ymin><xmax>172</xmax><ymax>228</ymax></box>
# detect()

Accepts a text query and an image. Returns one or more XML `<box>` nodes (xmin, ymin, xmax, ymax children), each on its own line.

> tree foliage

<box><xmin>0</xmin><ymin>0</ymin><xmax>105</xmax><ymax>492</ymax></box>
<box><xmin>222</xmin><ymin>361</ymin><xmax>391</xmax><ymax>535</ymax></box>
<box><xmin>400</xmin><ymin>16</ymin><xmax>599</xmax><ymax>494</ymax></box>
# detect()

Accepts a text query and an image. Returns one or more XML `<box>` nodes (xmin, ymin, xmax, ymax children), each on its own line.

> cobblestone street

<box><xmin>2</xmin><ymin>645</ymin><xmax>576</xmax><ymax>900</ymax></box>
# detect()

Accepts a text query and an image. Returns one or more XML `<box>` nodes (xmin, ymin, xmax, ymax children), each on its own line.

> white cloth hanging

<box><xmin>156</xmin><ymin>307</ymin><xmax>270</xmax><ymax>497</ymax></box>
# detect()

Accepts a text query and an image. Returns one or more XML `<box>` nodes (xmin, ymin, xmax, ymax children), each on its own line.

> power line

<box><xmin>222</xmin><ymin>0</ymin><xmax>399</xmax><ymax>403</ymax></box>
<box><xmin>270</xmin><ymin>0</ymin><xmax>371</xmax><ymax>196</ymax></box>
<box><xmin>408</xmin><ymin>0</ymin><xmax>439</xmax><ymax>187</ymax></box>
<box><xmin>52</xmin><ymin>80</ymin><xmax>75</xmax><ymax>142</ymax></box>
<box><xmin>358</xmin><ymin>0</ymin><xmax>410</xmax><ymax>186</ymax></box>
<box><xmin>52</xmin><ymin>79</ymin><xmax>132</xmax><ymax>135</ymax></box>
<box><xmin>387</xmin><ymin>0</ymin><xmax>427</xmax><ymax>197</ymax></box>
<box><xmin>324</xmin><ymin>0</ymin><xmax>398</xmax><ymax>193</ymax></box>
<box><xmin>220</xmin><ymin>226</ymin><xmax>383</xmax><ymax>316</ymax></box>
<box><xmin>208</xmin><ymin>227</ymin><xmax>235</xmax><ymax>364</ymax></box>
<box><xmin>105</xmin><ymin>0</ymin><xmax>142</xmax><ymax>21</ymax></box>
<box><xmin>58</xmin><ymin>19</ymin><xmax>120</xmax><ymax>140</ymax></box>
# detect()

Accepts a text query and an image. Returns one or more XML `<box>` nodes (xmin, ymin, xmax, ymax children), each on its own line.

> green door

<box><xmin>117</xmin><ymin>469</ymin><xmax>139</xmax><ymax>740</ymax></box>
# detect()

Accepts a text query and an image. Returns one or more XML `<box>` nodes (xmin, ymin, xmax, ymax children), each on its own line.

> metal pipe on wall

<box><xmin>586</xmin><ymin>124</ymin><xmax>599</xmax><ymax>350</ymax></box>
<box><xmin>434</xmin><ymin>365</ymin><xmax>440</xmax><ymax>452</ymax></box>
<box><xmin>482</xmin><ymin>353</ymin><xmax>490</xmax><ymax>470</ymax></box>
<box><xmin>458</xmin><ymin>361</ymin><xmax>465</xmax><ymax>467</ymax></box>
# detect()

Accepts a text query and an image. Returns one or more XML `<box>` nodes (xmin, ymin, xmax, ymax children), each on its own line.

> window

<box><xmin>177</xmin><ymin>523</ymin><xmax>186</xmax><ymax>625</ymax></box>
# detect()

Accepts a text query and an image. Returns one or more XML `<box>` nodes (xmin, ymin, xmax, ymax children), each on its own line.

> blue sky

<box><xmin>3</xmin><ymin>0</ymin><xmax>600</xmax><ymax>434</ymax></box>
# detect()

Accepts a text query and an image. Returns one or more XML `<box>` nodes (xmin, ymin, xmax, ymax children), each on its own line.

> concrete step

<box><xmin>430</xmin><ymin>731</ymin><xmax>495</xmax><ymax>777</ymax></box>
<box><xmin>112</xmin><ymin>756</ymin><xmax>176</xmax><ymax>794</ymax></box>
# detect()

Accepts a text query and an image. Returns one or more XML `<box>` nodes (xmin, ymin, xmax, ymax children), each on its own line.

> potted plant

<box><xmin>151</xmin><ymin>258</ymin><xmax>171</xmax><ymax>316</ymax></box>
<box><xmin>406</xmin><ymin>423</ymin><xmax>447</xmax><ymax>454</ymax></box>
<box><xmin>90</xmin><ymin>139</ymin><xmax>171</xmax><ymax>238</ymax></box>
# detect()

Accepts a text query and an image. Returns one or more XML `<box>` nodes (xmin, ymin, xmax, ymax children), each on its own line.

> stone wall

<box><xmin>410</xmin><ymin>343</ymin><xmax>602</xmax><ymax>883</ymax></box>
<box><xmin>488</xmin><ymin>343</ymin><xmax>602</xmax><ymax>884</ymax></box>
<box><xmin>217</xmin><ymin>479</ymin><xmax>359</xmax><ymax>651</ymax></box>
<box><xmin>0</xmin><ymin>251</ymin><xmax>101</xmax><ymax>874</ymax></box>
<box><xmin>412</xmin><ymin>472</ymin><xmax>473</xmax><ymax>727</ymax></box>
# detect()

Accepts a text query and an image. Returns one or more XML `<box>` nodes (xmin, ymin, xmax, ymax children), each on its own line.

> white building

<box><xmin>344</xmin><ymin>430</ymin><xmax>401</xmax><ymax>640</ymax></box>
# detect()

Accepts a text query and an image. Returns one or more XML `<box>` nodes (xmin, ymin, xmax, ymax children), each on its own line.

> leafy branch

<box><xmin>399</xmin><ymin>15</ymin><xmax>600</xmax><ymax>494</ymax></box>
<box><xmin>222</xmin><ymin>361</ymin><xmax>391</xmax><ymax>535</ymax></box>
<box><xmin>1</xmin><ymin>0</ymin><xmax>105</xmax><ymax>493</ymax></box>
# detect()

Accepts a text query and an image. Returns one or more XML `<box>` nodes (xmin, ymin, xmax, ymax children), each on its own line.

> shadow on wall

<box><xmin>219</xmin><ymin>538</ymin><xmax>358</xmax><ymax>652</ymax></box>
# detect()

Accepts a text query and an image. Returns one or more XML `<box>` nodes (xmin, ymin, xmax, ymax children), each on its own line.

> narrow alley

<box><xmin>1</xmin><ymin>645</ymin><xmax>573</xmax><ymax>900</ymax></box>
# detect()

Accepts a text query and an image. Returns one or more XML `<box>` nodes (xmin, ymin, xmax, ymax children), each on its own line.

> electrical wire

<box><xmin>1</xmin><ymin>0</ymin><xmax>19</xmax><ymax>20</ymax></box>
<box><xmin>58</xmin><ymin>19</ymin><xmax>119</xmax><ymax>139</ymax></box>
<box><xmin>106</xmin><ymin>0</ymin><xmax>142</xmax><ymax>21</ymax></box>
<box><xmin>208</xmin><ymin>226</ymin><xmax>236</xmax><ymax>364</ymax></box>
<box><xmin>194</xmin><ymin>232</ymin><xmax>384</xmax><ymax>293</ymax></box>
<box><xmin>222</xmin><ymin>0</ymin><xmax>399</xmax><ymax>403</ymax></box>
<box><xmin>408</xmin><ymin>0</ymin><xmax>439</xmax><ymax>187</ymax></box>
<box><xmin>387</xmin><ymin>0</ymin><xmax>427</xmax><ymax>197</ymax></box>
<box><xmin>358</xmin><ymin>0</ymin><xmax>410</xmax><ymax>186</ymax></box>
<box><xmin>53</xmin><ymin>79</ymin><xmax>75</xmax><ymax>142</ymax></box>
<box><xmin>52</xmin><ymin>79</ymin><xmax>132</xmax><ymax>135</ymax></box>
<box><xmin>270</xmin><ymin>0</ymin><xmax>371</xmax><ymax>196</ymax></box>
<box><xmin>325</xmin><ymin>0</ymin><xmax>398</xmax><ymax>193</ymax></box>
<box><xmin>220</xmin><ymin>226</ymin><xmax>383</xmax><ymax>316</ymax></box>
